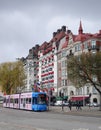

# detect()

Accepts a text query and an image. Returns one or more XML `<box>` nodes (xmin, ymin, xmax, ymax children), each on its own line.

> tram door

<box><xmin>20</xmin><ymin>98</ymin><xmax>26</xmax><ymax>109</ymax></box>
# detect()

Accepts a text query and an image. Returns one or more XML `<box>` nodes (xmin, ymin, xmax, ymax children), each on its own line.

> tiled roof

<box><xmin>39</xmin><ymin>41</ymin><xmax>48</xmax><ymax>50</ymax></box>
<box><xmin>50</xmin><ymin>31</ymin><xmax>66</xmax><ymax>43</ymax></box>
<box><xmin>75</xmin><ymin>33</ymin><xmax>88</xmax><ymax>42</ymax></box>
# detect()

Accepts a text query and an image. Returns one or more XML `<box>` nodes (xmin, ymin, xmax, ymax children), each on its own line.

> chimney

<box><xmin>57</xmin><ymin>29</ymin><xmax>61</xmax><ymax>34</ymax></box>
<box><xmin>62</xmin><ymin>26</ymin><xmax>66</xmax><ymax>32</ymax></box>
<box><xmin>67</xmin><ymin>30</ymin><xmax>71</xmax><ymax>34</ymax></box>
<box><xmin>99</xmin><ymin>30</ymin><xmax>101</xmax><ymax>34</ymax></box>
<box><xmin>53</xmin><ymin>32</ymin><xmax>57</xmax><ymax>37</ymax></box>
<box><xmin>29</xmin><ymin>49</ymin><xmax>32</xmax><ymax>54</ymax></box>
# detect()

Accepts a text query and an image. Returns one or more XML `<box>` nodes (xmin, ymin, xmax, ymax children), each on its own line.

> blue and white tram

<box><xmin>3</xmin><ymin>92</ymin><xmax>47</xmax><ymax>111</ymax></box>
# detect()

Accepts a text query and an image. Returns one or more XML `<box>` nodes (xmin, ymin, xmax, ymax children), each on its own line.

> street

<box><xmin>0</xmin><ymin>107</ymin><xmax>101</xmax><ymax>130</ymax></box>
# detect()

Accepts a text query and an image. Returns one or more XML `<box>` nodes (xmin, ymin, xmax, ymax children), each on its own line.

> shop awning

<box><xmin>71</xmin><ymin>96</ymin><xmax>89</xmax><ymax>101</ymax></box>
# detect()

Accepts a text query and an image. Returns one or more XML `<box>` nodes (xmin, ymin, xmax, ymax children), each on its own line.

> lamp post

<box><xmin>83</xmin><ymin>86</ymin><xmax>85</xmax><ymax>106</ymax></box>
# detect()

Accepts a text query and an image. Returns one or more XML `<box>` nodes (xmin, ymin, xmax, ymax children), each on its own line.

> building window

<box><xmin>75</xmin><ymin>46</ymin><xmax>77</xmax><ymax>52</ymax></box>
<box><xmin>62</xmin><ymin>50</ymin><xmax>66</xmax><ymax>57</ymax></box>
<box><xmin>61</xmin><ymin>79</ymin><xmax>67</xmax><ymax>86</ymax></box>
<box><xmin>62</xmin><ymin>69</ymin><xmax>66</xmax><ymax>77</ymax></box>
<box><xmin>92</xmin><ymin>86</ymin><xmax>97</xmax><ymax>94</ymax></box>
<box><xmin>65</xmin><ymin>80</ymin><xmax>67</xmax><ymax>86</ymax></box>
<box><xmin>91</xmin><ymin>40</ymin><xmax>96</xmax><ymax>49</ymax></box>
<box><xmin>87</xmin><ymin>87</ymin><xmax>89</xmax><ymax>95</ymax></box>
<box><xmin>75</xmin><ymin>44</ymin><xmax>81</xmax><ymax>52</ymax></box>
<box><xmin>70</xmin><ymin>90</ymin><xmax>74</xmax><ymax>95</ymax></box>
<box><xmin>84</xmin><ymin>42</ymin><xmax>88</xmax><ymax>49</ymax></box>
<box><xmin>78</xmin><ymin>44</ymin><xmax>81</xmax><ymax>51</ymax></box>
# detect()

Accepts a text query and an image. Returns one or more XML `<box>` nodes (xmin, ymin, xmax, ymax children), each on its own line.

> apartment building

<box><xmin>23</xmin><ymin>22</ymin><xmax>101</xmax><ymax>104</ymax></box>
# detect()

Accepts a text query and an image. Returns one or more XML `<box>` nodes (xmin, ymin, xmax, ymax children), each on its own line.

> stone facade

<box><xmin>22</xmin><ymin>22</ymin><xmax>101</xmax><ymax>104</ymax></box>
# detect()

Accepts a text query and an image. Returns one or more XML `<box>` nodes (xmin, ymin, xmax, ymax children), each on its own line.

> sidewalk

<box><xmin>49</xmin><ymin>106</ymin><xmax>101</xmax><ymax>118</ymax></box>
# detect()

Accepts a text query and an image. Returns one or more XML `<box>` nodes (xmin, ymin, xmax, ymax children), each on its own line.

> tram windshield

<box><xmin>38</xmin><ymin>94</ymin><xmax>46</xmax><ymax>104</ymax></box>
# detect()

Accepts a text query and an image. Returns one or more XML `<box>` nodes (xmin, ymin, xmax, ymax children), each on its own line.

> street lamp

<box><xmin>83</xmin><ymin>86</ymin><xmax>85</xmax><ymax>106</ymax></box>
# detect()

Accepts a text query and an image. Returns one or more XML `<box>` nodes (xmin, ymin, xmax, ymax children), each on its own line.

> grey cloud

<box><xmin>0</xmin><ymin>0</ymin><xmax>101</xmax><ymax>63</ymax></box>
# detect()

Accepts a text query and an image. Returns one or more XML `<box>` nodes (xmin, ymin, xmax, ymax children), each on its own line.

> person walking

<box><xmin>68</xmin><ymin>99</ymin><xmax>72</xmax><ymax>111</ymax></box>
<box><xmin>78</xmin><ymin>101</ymin><xmax>82</xmax><ymax>110</ymax></box>
<box><xmin>76</xmin><ymin>101</ymin><xmax>82</xmax><ymax>110</ymax></box>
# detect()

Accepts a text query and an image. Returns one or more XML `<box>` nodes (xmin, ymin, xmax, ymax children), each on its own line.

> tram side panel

<box><xmin>10</xmin><ymin>94</ymin><xmax>19</xmax><ymax>109</ymax></box>
<box><xmin>12</xmin><ymin>94</ymin><xmax>19</xmax><ymax>109</ymax></box>
<box><xmin>20</xmin><ymin>92</ymin><xmax>32</xmax><ymax>110</ymax></box>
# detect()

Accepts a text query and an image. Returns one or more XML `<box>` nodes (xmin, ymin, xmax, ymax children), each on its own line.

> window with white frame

<box><xmin>91</xmin><ymin>40</ymin><xmax>96</xmax><ymax>48</ymax></box>
<box><xmin>87</xmin><ymin>87</ymin><xmax>89</xmax><ymax>95</ymax></box>
<box><xmin>62</xmin><ymin>69</ymin><xmax>65</xmax><ymax>77</ymax></box>
<box><xmin>62</xmin><ymin>79</ymin><xmax>67</xmax><ymax>86</ymax></box>
<box><xmin>78</xmin><ymin>44</ymin><xmax>81</xmax><ymax>51</ymax></box>
<box><xmin>62</xmin><ymin>50</ymin><xmax>66</xmax><ymax>57</ymax></box>
<box><xmin>62</xmin><ymin>69</ymin><xmax>67</xmax><ymax>77</ymax></box>
<box><xmin>84</xmin><ymin>42</ymin><xmax>88</xmax><ymax>49</ymax></box>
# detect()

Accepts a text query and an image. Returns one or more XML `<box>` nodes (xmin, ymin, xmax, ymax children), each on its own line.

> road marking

<box><xmin>72</xmin><ymin>128</ymin><xmax>89</xmax><ymax>130</ymax></box>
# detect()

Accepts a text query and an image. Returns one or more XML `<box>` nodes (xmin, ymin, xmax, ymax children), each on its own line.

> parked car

<box><xmin>54</xmin><ymin>100</ymin><xmax>62</xmax><ymax>106</ymax></box>
<box><xmin>0</xmin><ymin>96</ymin><xmax>4</xmax><ymax>103</ymax></box>
<box><xmin>54</xmin><ymin>100</ymin><xmax>69</xmax><ymax>106</ymax></box>
<box><xmin>86</xmin><ymin>103</ymin><xmax>99</xmax><ymax>107</ymax></box>
<box><xmin>93</xmin><ymin>103</ymin><xmax>99</xmax><ymax>107</ymax></box>
<box><xmin>63</xmin><ymin>101</ymin><xmax>69</xmax><ymax>106</ymax></box>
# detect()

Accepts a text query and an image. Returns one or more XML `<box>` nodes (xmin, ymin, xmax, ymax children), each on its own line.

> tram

<box><xmin>3</xmin><ymin>92</ymin><xmax>47</xmax><ymax>111</ymax></box>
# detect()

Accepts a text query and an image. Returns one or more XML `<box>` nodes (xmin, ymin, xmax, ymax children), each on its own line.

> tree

<box><xmin>0</xmin><ymin>61</ymin><xmax>26</xmax><ymax>94</ymax></box>
<box><xmin>67</xmin><ymin>52</ymin><xmax>101</xmax><ymax>110</ymax></box>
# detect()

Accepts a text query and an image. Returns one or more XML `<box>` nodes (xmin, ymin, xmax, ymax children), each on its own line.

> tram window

<box><xmin>38</xmin><ymin>94</ymin><xmax>46</xmax><ymax>104</ymax></box>
<box><xmin>10</xmin><ymin>98</ymin><xmax>13</xmax><ymax>103</ymax></box>
<box><xmin>16</xmin><ymin>99</ymin><xmax>18</xmax><ymax>103</ymax></box>
<box><xmin>29</xmin><ymin>98</ymin><xmax>31</xmax><ymax>104</ymax></box>
<box><xmin>15</xmin><ymin>98</ymin><xmax>18</xmax><ymax>104</ymax></box>
<box><xmin>32</xmin><ymin>97</ymin><xmax>37</xmax><ymax>104</ymax></box>
<box><xmin>26</xmin><ymin>98</ymin><xmax>31</xmax><ymax>104</ymax></box>
<box><xmin>21</xmin><ymin>98</ymin><xmax>23</xmax><ymax>104</ymax></box>
<box><xmin>26</xmin><ymin>98</ymin><xmax>29</xmax><ymax>104</ymax></box>
<box><xmin>21</xmin><ymin>98</ymin><xmax>25</xmax><ymax>104</ymax></box>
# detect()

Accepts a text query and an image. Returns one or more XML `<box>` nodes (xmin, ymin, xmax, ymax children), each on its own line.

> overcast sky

<box><xmin>0</xmin><ymin>0</ymin><xmax>101</xmax><ymax>63</ymax></box>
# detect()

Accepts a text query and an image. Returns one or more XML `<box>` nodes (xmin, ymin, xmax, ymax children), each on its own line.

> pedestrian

<box><xmin>76</xmin><ymin>101</ymin><xmax>82</xmax><ymax>110</ymax></box>
<box><xmin>78</xmin><ymin>101</ymin><xmax>82</xmax><ymax>110</ymax></box>
<box><xmin>68</xmin><ymin>99</ymin><xmax>72</xmax><ymax>111</ymax></box>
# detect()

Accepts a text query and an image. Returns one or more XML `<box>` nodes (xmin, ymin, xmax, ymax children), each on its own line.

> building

<box><xmin>20</xmin><ymin>45</ymin><xmax>39</xmax><ymax>92</ymax></box>
<box><xmin>65</xmin><ymin>21</ymin><xmax>101</xmax><ymax>104</ymax></box>
<box><xmin>22</xmin><ymin>22</ymin><xmax>101</xmax><ymax>104</ymax></box>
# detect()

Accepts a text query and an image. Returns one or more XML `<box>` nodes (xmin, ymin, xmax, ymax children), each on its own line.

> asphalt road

<box><xmin>0</xmin><ymin>107</ymin><xmax>101</xmax><ymax>130</ymax></box>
